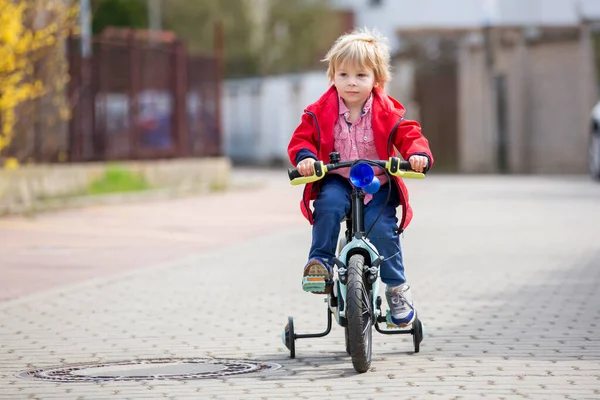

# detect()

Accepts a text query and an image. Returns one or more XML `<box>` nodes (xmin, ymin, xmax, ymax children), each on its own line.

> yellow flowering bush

<box><xmin>0</xmin><ymin>0</ymin><xmax>78</xmax><ymax>162</ymax></box>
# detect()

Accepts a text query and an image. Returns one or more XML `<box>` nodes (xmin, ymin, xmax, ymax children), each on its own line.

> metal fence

<box><xmin>67</xmin><ymin>28</ymin><xmax>222</xmax><ymax>162</ymax></box>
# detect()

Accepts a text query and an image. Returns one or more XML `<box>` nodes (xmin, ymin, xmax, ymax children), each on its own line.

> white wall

<box><xmin>222</xmin><ymin>72</ymin><xmax>330</xmax><ymax>165</ymax></box>
<box><xmin>331</xmin><ymin>0</ymin><xmax>600</xmax><ymax>51</ymax></box>
<box><xmin>221</xmin><ymin>65</ymin><xmax>418</xmax><ymax>165</ymax></box>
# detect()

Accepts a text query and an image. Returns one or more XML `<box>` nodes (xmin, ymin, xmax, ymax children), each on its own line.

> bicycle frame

<box><xmin>334</xmin><ymin>184</ymin><xmax>384</xmax><ymax>323</ymax></box>
<box><xmin>288</xmin><ymin>154</ymin><xmax>422</xmax><ymax>326</ymax></box>
<box><xmin>283</xmin><ymin>153</ymin><xmax>427</xmax><ymax>364</ymax></box>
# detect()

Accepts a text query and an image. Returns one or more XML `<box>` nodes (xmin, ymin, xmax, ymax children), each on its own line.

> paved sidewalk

<box><xmin>0</xmin><ymin>169</ymin><xmax>303</xmax><ymax>301</ymax></box>
<box><xmin>1</xmin><ymin>171</ymin><xmax>600</xmax><ymax>399</ymax></box>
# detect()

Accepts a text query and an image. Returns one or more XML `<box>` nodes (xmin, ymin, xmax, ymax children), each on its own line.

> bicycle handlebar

<box><xmin>288</xmin><ymin>157</ymin><xmax>426</xmax><ymax>185</ymax></box>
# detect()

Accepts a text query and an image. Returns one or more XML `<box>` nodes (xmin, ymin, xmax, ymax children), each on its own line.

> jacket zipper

<box><xmin>387</xmin><ymin>117</ymin><xmax>407</xmax><ymax>233</ymax></box>
<box><xmin>302</xmin><ymin>111</ymin><xmax>322</xmax><ymax>224</ymax></box>
<box><xmin>302</xmin><ymin>112</ymin><xmax>407</xmax><ymax>231</ymax></box>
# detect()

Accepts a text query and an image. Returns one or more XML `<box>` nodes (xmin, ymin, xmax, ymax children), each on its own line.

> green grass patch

<box><xmin>87</xmin><ymin>165</ymin><xmax>151</xmax><ymax>195</ymax></box>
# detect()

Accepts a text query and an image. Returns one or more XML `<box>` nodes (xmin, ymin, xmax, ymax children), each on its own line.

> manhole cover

<box><xmin>17</xmin><ymin>358</ymin><xmax>281</xmax><ymax>382</ymax></box>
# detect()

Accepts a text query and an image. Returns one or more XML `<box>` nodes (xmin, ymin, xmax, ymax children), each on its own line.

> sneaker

<box><xmin>385</xmin><ymin>283</ymin><xmax>415</xmax><ymax>327</ymax></box>
<box><xmin>302</xmin><ymin>259</ymin><xmax>331</xmax><ymax>294</ymax></box>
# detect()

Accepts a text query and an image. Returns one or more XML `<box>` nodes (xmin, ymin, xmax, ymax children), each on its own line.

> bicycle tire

<box><xmin>344</xmin><ymin>326</ymin><xmax>351</xmax><ymax>355</ymax></box>
<box><xmin>412</xmin><ymin>316</ymin><xmax>422</xmax><ymax>353</ymax></box>
<box><xmin>346</xmin><ymin>254</ymin><xmax>373</xmax><ymax>373</ymax></box>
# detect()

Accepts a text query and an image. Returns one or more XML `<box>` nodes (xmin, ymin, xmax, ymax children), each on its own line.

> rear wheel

<box><xmin>346</xmin><ymin>254</ymin><xmax>373</xmax><ymax>373</ymax></box>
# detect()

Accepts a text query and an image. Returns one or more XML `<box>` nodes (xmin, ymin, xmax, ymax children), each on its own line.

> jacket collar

<box><xmin>306</xmin><ymin>85</ymin><xmax>405</xmax><ymax>120</ymax></box>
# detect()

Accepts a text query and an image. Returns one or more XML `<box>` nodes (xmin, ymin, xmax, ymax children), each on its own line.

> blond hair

<box><xmin>322</xmin><ymin>28</ymin><xmax>391</xmax><ymax>87</ymax></box>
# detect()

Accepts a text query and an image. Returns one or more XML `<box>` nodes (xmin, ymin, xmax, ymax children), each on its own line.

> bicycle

<box><xmin>282</xmin><ymin>151</ymin><xmax>427</xmax><ymax>373</ymax></box>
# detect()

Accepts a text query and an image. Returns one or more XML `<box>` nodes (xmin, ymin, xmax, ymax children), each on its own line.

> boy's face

<box><xmin>333</xmin><ymin>62</ymin><xmax>376</xmax><ymax>110</ymax></box>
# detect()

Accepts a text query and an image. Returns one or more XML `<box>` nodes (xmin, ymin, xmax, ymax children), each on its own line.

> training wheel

<box><xmin>412</xmin><ymin>316</ymin><xmax>424</xmax><ymax>353</ymax></box>
<box><xmin>282</xmin><ymin>316</ymin><xmax>296</xmax><ymax>358</ymax></box>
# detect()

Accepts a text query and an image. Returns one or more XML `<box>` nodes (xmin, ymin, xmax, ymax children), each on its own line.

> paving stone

<box><xmin>0</xmin><ymin>172</ymin><xmax>599</xmax><ymax>398</ymax></box>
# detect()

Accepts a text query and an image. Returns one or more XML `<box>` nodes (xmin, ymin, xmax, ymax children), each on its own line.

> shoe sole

<box><xmin>385</xmin><ymin>310</ymin><xmax>415</xmax><ymax>328</ymax></box>
<box><xmin>302</xmin><ymin>262</ymin><xmax>330</xmax><ymax>294</ymax></box>
<box><xmin>386</xmin><ymin>320</ymin><xmax>414</xmax><ymax>328</ymax></box>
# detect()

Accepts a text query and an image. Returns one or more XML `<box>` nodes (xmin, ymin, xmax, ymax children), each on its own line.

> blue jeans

<box><xmin>309</xmin><ymin>175</ymin><xmax>406</xmax><ymax>286</ymax></box>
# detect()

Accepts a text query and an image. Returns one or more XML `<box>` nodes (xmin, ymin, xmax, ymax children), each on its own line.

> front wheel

<box><xmin>346</xmin><ymin>254</ymin><xmax>373</xmax><ymax>373</ymax></box>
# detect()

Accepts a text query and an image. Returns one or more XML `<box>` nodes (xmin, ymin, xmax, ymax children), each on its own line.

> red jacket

<box><xmin>287</xmin><ymin>85</ymin><xmax>433</xmax><ymax>233</ymax></box>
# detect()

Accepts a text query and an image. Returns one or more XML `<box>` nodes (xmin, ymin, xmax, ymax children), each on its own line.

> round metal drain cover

<box><xmin>17</xmin><ymin>358</ymin><xmax>281</xmax><ymax>382</ymax></box>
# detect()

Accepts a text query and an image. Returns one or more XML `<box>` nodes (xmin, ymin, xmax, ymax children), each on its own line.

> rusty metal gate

<box><xmin>68</xmin><ymin>28</ymin><xmax>222</xmax><ymax>162</ymax></box>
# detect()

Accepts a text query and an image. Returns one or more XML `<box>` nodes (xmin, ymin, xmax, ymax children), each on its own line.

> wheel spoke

<box><xmin>362</xmin><ymin>320</ymin><xmax>371</xmax><ymax>336</ymax></box>
<box><xmin>359</xmin><ymin>287</ymin><xmax>371</xmax><ymax>314</ymax></box>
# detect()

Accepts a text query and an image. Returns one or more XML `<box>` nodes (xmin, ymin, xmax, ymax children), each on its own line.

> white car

<box><xmin>590</xmin><ymin>101</ymin><xmax>600</xmax><ymax>180</ymax></box>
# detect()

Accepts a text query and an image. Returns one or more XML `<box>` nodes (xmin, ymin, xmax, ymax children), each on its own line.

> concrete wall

<box><xmin>458</xmin><ymin>42</ymin><xmax>495</xmax><ymax>173</ymax></box>
<box><xmin>222</xmin><ymin>71</ymin><xmax>330</xmax><ymax>165</ymax></box>
<box><xmin>526</xmin><ymin>41</ymin><xmax>590</xmax><ymax>172</ymax></box>
<box><xmin>388</xmin><ymin>58</ymin><xmax>420</xmax><ymax>120</ymax></box>
<box><xmin>458</xmin><ymin>26</ymin><xmax>597</xmax><ymax>173</ymax></box>
<box><xmin>0</xmin><ymin>157</ymin><xmax>231</xmax><ymax>215</ymax></box>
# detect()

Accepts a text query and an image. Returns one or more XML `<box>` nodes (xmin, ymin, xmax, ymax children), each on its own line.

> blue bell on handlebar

<box><xmin>349</xmin><ymin>162</ymin><xmax>380</xmax><ymax>194</ymax></box>
<box><xmin>363</xmin><ymin>176</ymin><xmax>380</xmax><ymax>194</ymax></box>
<box><xmin>349</xmin><ymin>162</ymin><xmax>373</xmax><ymax>187</ymax></box>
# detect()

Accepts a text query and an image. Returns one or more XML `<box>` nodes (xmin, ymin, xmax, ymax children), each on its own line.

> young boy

<box><xmin>287</xmin><ymin>28</ymin><xmax>433</xmax><ymax>327</ymax></box>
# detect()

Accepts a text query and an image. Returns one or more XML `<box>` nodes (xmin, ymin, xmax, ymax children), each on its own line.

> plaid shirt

<box><xmin>331</xmin><ymin>92</ymin><xmax>388</xmax><ymax>203</ymax></box>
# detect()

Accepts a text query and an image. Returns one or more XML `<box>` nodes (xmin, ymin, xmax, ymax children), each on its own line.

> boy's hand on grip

<box><xmin>297</xmin><ymin>158</ymin><xmax>317</xmax><ymax>177</ymax></box>
<box><xmin>408</xmin><ymin>155</ymin><xmax>428</xmax><ymax>173</ymax></box>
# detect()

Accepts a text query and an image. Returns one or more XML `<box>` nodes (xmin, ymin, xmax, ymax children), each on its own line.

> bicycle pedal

<box><xmin>302</xmin><ymin>275</ymin><xmax>327</xmax><ymax>293</ymax></box>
